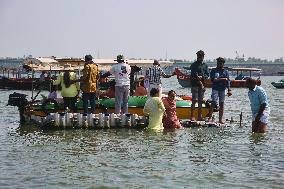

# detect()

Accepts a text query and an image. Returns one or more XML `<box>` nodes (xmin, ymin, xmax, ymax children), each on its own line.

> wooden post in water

<box><xmin>239</xmin><ymin>112</ymin><xmax>243</xmax><ymax>127</ymax></box>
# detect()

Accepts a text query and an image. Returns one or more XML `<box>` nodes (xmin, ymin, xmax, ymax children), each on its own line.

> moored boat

<box><xmin>271</xmin><ymin>79</ymin><xmax>284</xmax><ymax>88</ymax></box>
<box><xmin>0</xmin><ymin>75</ymin><xmax>51</xmax><ymax>90</ymax></box>
<box><xmin>175</xmin><ymin>67</ymin><xmax>261</xmax><ymax>88</ymax></box>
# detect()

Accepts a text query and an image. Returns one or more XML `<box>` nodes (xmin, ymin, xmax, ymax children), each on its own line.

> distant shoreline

<box><xmin>1</xmin><ymin>58</ymin><xmax>284</xmax><ymax>76</ymax></box>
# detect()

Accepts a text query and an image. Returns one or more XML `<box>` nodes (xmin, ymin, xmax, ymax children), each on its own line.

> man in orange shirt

<box><xmin>80</xmin><ymin>55</ymin><xmax>99</xmax><ymax>114</ymax></box>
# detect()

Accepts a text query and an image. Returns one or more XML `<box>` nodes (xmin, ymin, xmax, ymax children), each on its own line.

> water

<box><xmin>0</xmin><ymin>76</ymin><xmax>284</xmax><ymax>189</ymax></box>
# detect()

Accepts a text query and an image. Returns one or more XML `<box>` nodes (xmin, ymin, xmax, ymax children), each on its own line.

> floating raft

<box><xmin>21</xmin><ymin>96</ymin><xmax>210</xmax><ymax>119</ymax></box>
<box><xmin>26</xmin><ymin>112</ymin><xmax>149</xmax><ymax>129</ymax></box>
<box><xmin>8</xmin><ymin>92</ymin><xmax>215</xmax><ymax>129</ymax></box>
<box><xmin>24</xmin><ymin>112</ymin><xmax>225</xmax><ymax>129</ymax></box>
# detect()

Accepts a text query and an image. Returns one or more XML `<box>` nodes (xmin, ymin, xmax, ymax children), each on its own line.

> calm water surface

<box><xmin>0</xmin><ymin>76</ymin><xmax>283</xmax><ymax>189</ymax></box>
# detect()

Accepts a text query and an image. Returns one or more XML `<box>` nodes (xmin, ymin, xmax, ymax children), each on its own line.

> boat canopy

<box><xmin>23</xmin><ymin>57</ymin><xmax>77</xmax><ymax>71</ymax></box>
<box><xmin>23</xmin><ymin>57</ymin><xmax>173</xmax><ymax>71</ymax></box>
<box><xmin>24</xmin><ymin>57</ymin><xmax>58</xmax><ymax>65</ymax></box>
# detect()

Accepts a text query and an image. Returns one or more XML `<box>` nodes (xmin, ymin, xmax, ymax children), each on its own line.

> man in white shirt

<box><xmin>109</xmin><ymin>54</ymin><xmax>131</xmax><ymax>114</ymax></box>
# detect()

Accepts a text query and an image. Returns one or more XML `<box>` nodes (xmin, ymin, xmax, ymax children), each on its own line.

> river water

<box><xmin>0</xmin><ymin>76</ymin><xmax>283</xmax><ymax>189</ymax></box>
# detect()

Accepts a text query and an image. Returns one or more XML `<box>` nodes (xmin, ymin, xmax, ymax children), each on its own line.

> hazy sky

<box><xmin>0</xmin><ymin>0</ymin><xmax>283</xmax><ymax>60</ymax></box>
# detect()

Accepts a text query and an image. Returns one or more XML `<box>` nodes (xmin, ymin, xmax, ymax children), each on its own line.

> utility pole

<box><xmin>165</xmin><ymin>50</ymin><xmax>168</xmax><ymax>61</ymax></box>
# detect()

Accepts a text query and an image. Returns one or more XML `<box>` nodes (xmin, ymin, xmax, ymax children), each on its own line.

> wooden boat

<box><xmin>175</xmin><ymin>67</ymin><xmax>261</xmax><ymax>88</ymax></box>
<box><xmin>271</xmin><ymin>79</ymin><xmax>284</xmax><ymax>88</ymax></box>
<box><xmin>0</xmin><ymin>58</ymin><xmax>66</xmax><ymax>90</ymax></box>
<box><xmin>7</xmin><ymin>93</ymin><xmax>211</xmax><ymax>128</ymax></box>
<box><xmin>0</xmin><ymin>75</ymin><xmax>52</xmax><ymax>90</ymax></box>
<box><xmin>0</xmin><ymin>62</ymin><xmax>112</xmax><ymax>91</ymax></box>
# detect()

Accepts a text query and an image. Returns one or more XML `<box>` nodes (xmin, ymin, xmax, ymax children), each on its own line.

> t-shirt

<box><xmin>110</xmin><ymin>63</ymin><xmax>131</xmax><ymax>86</ymax></box>
<box><xmin>145</xmin><ymin>65</ymin><xmax>165</xmax><ymax>84</ymax></box>
<box><xmin>210</xmin><ymin>68</ymin><xmax>230</xmax><ymax>91</ymax></box>
<box><xmin>248</xmin><ymin>86</ymin><xmax>269</xmax><ymax>115</ymax></box>
<box><xmin>189</xmin><ymin>61</ymin><xmax>209</xmax><ymax>87</ymax></box>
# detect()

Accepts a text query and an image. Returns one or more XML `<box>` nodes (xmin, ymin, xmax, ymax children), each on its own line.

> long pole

<box><xmin>78</xmin><ymin>63</ymin><xmax>81</xmax><ymax>90</ymax></box>
<box><xmin>239</xmin><ymin>112</ymin><xmax>243</xmax><ymax>127</ymax></box>
<box><xmin>31</xmin><ymin>61</ymin><xmax>34</xmax><ymax>100</ymax></box>
<box><xmin>49</xmin><ymin>64</ymin><xmax>52</xmax><ymax>92</ymax></box>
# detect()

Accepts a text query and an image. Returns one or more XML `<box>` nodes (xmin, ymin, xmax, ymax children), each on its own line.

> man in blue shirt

<box><xmin>246</xmin><ymin>78</ymin><xmax>270</xmax><ymax>133</ymax></box>
<box><xmin>207</xmin><ymin>57</ymin><xmax>232</xmax><ymax>123</ymax></box>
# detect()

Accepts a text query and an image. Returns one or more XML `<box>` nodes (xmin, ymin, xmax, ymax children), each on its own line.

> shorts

<box><xmin>211</xmin><ymin>90</ymin><xmax>225</xmax><ymax>104</ymax></box>
<box><xmin>191</xmin><ymin>87</ymin><xmax>205</xmax><ymax>101</ymax></box>
<box><xmin>252</xmin><ymin>107</ymin><xmax>270</xmax><ymax>124</ymax></box>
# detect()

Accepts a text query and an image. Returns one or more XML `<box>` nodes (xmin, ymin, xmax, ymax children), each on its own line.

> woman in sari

<box><xmin>162</xmin><ymin>90</ymin><xmax>182</xmax><ymax>129</ymax></box>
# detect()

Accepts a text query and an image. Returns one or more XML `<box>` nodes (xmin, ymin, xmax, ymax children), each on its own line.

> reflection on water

<box><xmin>0</xmin><ymin>76</ymin><xmax>284</xmax><ymax>188</ymax></box>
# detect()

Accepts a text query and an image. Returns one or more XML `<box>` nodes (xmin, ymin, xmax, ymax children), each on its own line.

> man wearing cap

<box><xmin>80</xmin><ymin>55</ymin><xmax>99</xmax><ymax>114</ymax></box>
<box><xmin>145</xmin><ymin>59</ymin><xmax>175</xmax><ymax>97</ymax></box>
<box><xmin>189</xmin><ymin>50</ymin><xmax>210</xmax><ymax>121</ymax></box>
<box><xmin>109</xmin><ymin>54</ymin><xmax>131</xmax><ymax>114</ymax></box>
<box><xmin>246</xmin><ymin>78</ymin><xmax>270</xmax><ymax>133</ymax></box>
<box><xmin>207</xmin><ymin>57</ymin><xmax>232</xmax><ymax>123</ymax></box>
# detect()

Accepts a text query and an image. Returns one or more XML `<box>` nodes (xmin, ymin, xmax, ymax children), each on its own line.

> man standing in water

<box><xmin>207</xmin><ymin>57</ymin><xmax>232</xmax><ymax>123</ymax></box>
<box><xmin>143</xmin><ymin>88</ymin><xmax>166</xmax><ymax>130</ymax></box>
<box><xmin>246</xmin><ymin>78</ymin><xmax>270</xmax><ymax>133</ymax></box>
<box><xmin>189</xmin><ymin>50</ymin><xmax>209</xmax><ymax>121</ymax></box>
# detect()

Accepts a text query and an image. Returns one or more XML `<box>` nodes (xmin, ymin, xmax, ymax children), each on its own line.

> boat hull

<box><xmin>0</xmin><ymin>77</ymin><xmax>51</xmax><ymax>90</ymax></box>
<box><xmin>271</xmin><ymin>82</ymin><xmax>284</xmax><ymax>88</ymax></box>
<box><xmin>175</xmin><ymin>68</ymin><xmax>261</xmax><ymax>88</ymax></box>
<box><xmin>29</xmin><ymin>97</ymin><xmax>209</xmax><ymax>120</ymax></box>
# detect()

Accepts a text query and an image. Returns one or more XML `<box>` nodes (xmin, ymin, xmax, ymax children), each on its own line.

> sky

<box><xmin>0</xmin><ymin>0</ymin><xmax>283</xmax><ymax>60</ymax></box>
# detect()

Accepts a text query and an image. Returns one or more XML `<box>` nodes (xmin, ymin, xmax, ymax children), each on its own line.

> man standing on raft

<box><xmin>189</xmin><ymin>50</ymin><xmax>209</xmax><ymax>121</ymax></box>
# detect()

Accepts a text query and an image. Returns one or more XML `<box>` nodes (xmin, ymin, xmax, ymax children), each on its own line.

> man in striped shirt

<box><xmin>145</xmin><ymin>60</ymin><xmax>175</xmax><ymax>97</ymax></box>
